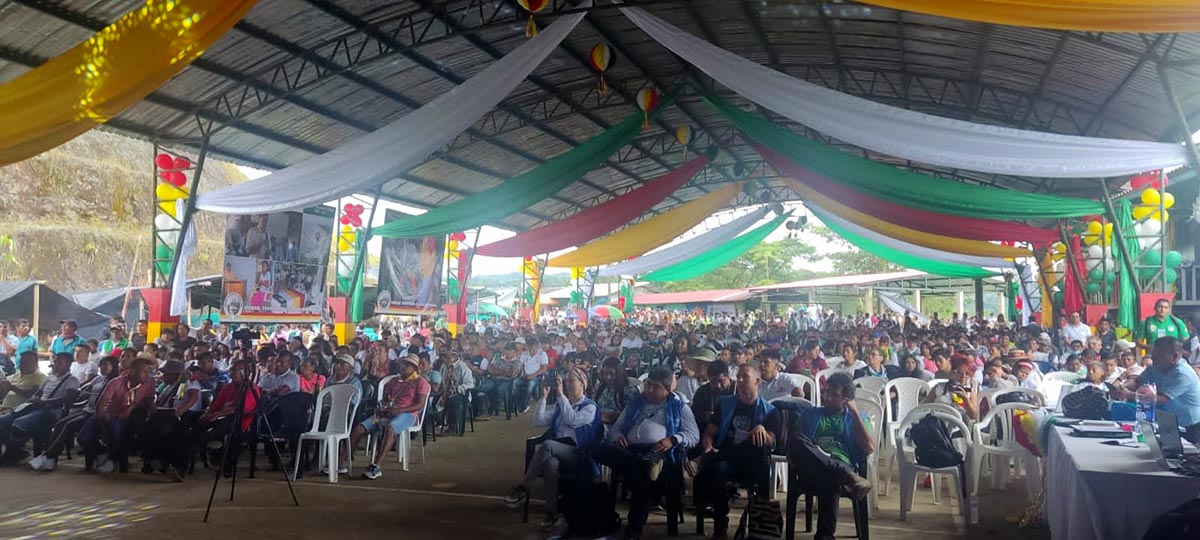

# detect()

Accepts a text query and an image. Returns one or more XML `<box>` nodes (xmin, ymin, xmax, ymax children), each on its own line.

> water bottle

<box><xmin>968</xmin><ymin>496</ymin><xmax>979</xmax><ymax>524</ymax></box>
<box><xmin>1136</xmin><ymin>384</ymin><xmax>1157</xmax><ymax>423</ymax></box>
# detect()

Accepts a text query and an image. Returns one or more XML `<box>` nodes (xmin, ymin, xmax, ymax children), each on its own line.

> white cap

<box><xmin>514</xmin><ymin>337</ymin><xmax>526</xmax><ymax>344</ymax></box>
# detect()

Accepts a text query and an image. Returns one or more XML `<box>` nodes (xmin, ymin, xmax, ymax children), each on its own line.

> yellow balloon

<box><xmin>158</xmin><ymin>201</ymin><xmax>178</xmax><ymax>218</ymax></box>
<box><xmin>1163</xmin><ymin>192</ymin><xmax>1175</xmax><ymax>209</ymax></box>
<box><xmin>1086</xmin><ymin>221</ymin><xmax>1103</xmax><ymax>235</ymax></box>
<box><xmin>1103</xmin><ymin>223</ymin><xmax>1113</xmax><ymax>237</ymax></box>
<box><xmin>1051</xmin><ymin>242</ymin><xmax>1065</xmax><ymax>254</ymax></box>
<box><xmin>155</xmin><ymin>183</ymin><xmax>188</xmax><ymax>201</ymax></box>
<box><xmin>341</xmin><ymin>231</ymin><xmax>356</xmax><ymax>244</ymax></box>
<box><xmin>1082</xmin><ymin>234</ymin><xmax>1097</xmax><ymax>246</ymax></box>
<box><xmin>1132</xmin><ymin>205</ymin><xmax>1154</xmax><ymax>221</ymax></box>
<box><xmin>1141</xmin><ymin>188</ymin><xmax>1162</xmax><ymax>206</ymax></box>
<box><xmin>447</xmin><ymin>240</ymin><xmax>459</xmax><ymax>252</ymax></box>
<box><xmin>341</xmin><ymin>224</ymin><xmax>353</xmax><ymax>233</ymax></box>
<box><xmin>338</xmin><ymin>239</ymin><xmax>351</xmax><ymax>252</ymax></box>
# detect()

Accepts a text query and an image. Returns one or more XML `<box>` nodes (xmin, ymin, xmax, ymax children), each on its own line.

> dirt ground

<box><xmin>0</xmin><ymin>415</ymin><xmax>1049</xmax><ymax>540</ymax></box>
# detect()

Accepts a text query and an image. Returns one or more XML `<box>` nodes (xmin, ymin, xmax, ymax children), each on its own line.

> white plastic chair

<box><xmin>815</xmin><ymin>367</ymin><xmax>854</xmax><ymax>387</ymax></box>
<box><xmin>295</xmin><ymin>384</ymin><xmax>362</xmax><ymax>483</ymax></box>
<box><xmin>881</xmin><ymin>378</ymin><xmax>930</xmax><ymax>496</ymax></box>
<box><xmin>1037</xmin><ymin>379</ymin><xmax>1073</xmax><ymax>411</ymax></box>
<box><xmin>927</xmin><ymin>378</ymin><xmax>949</xmax><ymax>390</ymax></box>
<box><xmin>1044</xmin><ymin>371</ymin><xmax>1081</xmax><ymax>384</ymax></box>
<box><xmin>896</xmin><ymin>407</ymin><xmax>973</xmax><ymax>520</ymax></box>
<box><xmin>854</xmin><ymin>376</ymin><xmax>887</xmax><ymax>397</ymax></box>
<box><xmin>985</xmin><ymin>387</ymin><xmax>1046</xmax><ymax>411</ymax></box>
<box><xmin>790</xmin><ymin>373</ymin><xmax>820</xmax><ymax>405</ymax></box>
<box><xmin>364</xmin><ymin>374</ymin><xmax>400</xmax><ymax>456</ymax></box>
<box><xmin>971</xmin><ymin>402</ymin><xmax>1040</xmax><ymax>501</ymax></box>
<box><xmin>854</xmin><ymin>397</ymin><xmax>885</xmax><ymax>516</ymax></box>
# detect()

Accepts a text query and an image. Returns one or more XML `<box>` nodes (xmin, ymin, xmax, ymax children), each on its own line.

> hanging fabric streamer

<box><xmin>518</xmin><ymin>0</ymin><xmax>549</xmax><ymax>38</ymax></box>
<box><xmin>857</xmin><ymin>1</ymin><xmax>1200</xmax><ymax>33</ymax></box>
<box><xmin>589</xmin><ymin>43</ymin><xmax>613</xmax><ymax>93</ymax></box>
<box><xmin>676</xmin><ymin>125</ymin><xmax>694</xmax><ymax>160</ymax></box>
<box><xmin>637</xmin><ymin>88</ymin><xmax>660</xmax><ymax>128</ymax></box>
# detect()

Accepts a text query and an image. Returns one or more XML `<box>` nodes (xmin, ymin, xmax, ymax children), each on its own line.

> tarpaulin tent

<box><xmin>0</xmin><ymin>281</ymin><xmax>108</xmax><ymax>336</ymax></box>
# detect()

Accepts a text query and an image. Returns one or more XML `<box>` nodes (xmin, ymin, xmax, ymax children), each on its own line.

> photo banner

<box><xmin>376</xmin><ymin>209</ymin><xmax>446</xmax><ymax>316</ymax></box>
<box><xmin>220</xmin><ymin>206</ymin><xmax>334</xmax><ymax>323</ymax></box>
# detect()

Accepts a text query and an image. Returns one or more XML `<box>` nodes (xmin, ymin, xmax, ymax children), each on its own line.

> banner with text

<box><xmin>376</xmin><ymin>209</ymin><xmax>445</xmax><ymax>316</ymax></box>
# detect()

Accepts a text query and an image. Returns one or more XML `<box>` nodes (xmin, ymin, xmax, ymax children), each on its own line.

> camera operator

<box><xmin>923</xmin><ymin>352</ymin><xmax>980</xmax><ymax>422</ymax></box>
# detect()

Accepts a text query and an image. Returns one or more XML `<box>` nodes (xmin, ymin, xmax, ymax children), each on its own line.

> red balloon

<box><xmin>172</xmin><ymin>156</ymin><xmax>191</xmax><ymax>170</ymax></box>
<box><xmin>343</xmin><ymin>203</ymin><xmax>354</xmax><ymax>212</ymax></box>
<box><xmin>155</xmin><ymin>154</ymin><xmax>174</xmax><ymax>169</ymax></box>
<box><xmin>524</xmin><ymin>255</ymin><xmax>532</xmax><ymax>262</ymax></box>
<box><xmin>449</xmin><ymin>232</ymin><xmax>467</xmax><ymax>242</ymax></box>
<box><xmin>617</xmin><ymin>297</ymin><xmax>626</xmax><ymax>310</ymax></box>
<box><xmin>167</xmin><ymin>171</ymin><xmax>187</xmax><ymax>187</ymax></box>
<box><xmin>347</xmin><ymin>216</ymin><xmax>363</xmax><ymax>227</ymax></box>
<box><xmin>340</xmin><ymin>215</ymin><xmax>351</xmax><ymax>225</ymax></box>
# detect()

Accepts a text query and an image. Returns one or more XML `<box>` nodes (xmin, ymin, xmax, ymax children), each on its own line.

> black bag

<box><xmin>1142</xmin><ymin>498</ymin><xmax>1200</xmax><ymax>540</ymax></box>
<box><xmin>911</xmin><ymin>414</ymin><xmax>963</xmax><ymax>469</ymax></box>
<box><xmin>995</xmin><ymin>390</ymin><xmax>1039</xmax><ymax>407</ymax></box>
<box><xmin>561</xmin><ymin>480</ymin><xmax>620</xmax><ymax>537</ymax></box>
<box><xmin>1062</xmin><ymin>385</ymin><xmax>1111</xmax><ymax>420</ymax></box>
<box><xmin>735</xmin><ymin>497</ymin><xmax>784</xmax><ymax>540</ymax></box>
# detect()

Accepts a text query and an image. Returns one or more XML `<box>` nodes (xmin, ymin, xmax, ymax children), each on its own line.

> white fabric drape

<box><xmin>620</xmin><ymin>6</ymin><xmax>1187</xmax><ymax>178</ymax></box>
<box><xmin>876</xmin><ymin>290</ymin><xmax>930</xmax><ymax>326</ymax></box>
<box><xmin>170</xmin><ymin>220</ymin><xmax>197</xmax><ymax>316</ymax></box>
<box><xmin>196</xmin><ymin>7</ymin><xmax>588</xmax><ymax>213</ymax></box>
<box><xmin>597</xmin><ymin>208</ymin><xmax>769</xmax><ymax>277</ymax></box>
<box><xmin>812</xmin><ymin>205</ymin><xmax>1014</xmax><ymax>268</ymax></box>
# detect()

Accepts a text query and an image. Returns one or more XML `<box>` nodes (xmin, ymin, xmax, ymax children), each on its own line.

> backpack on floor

<box><xmin>561</xmin><ymin>480</ymin><xmax>620</xmax><ymax>537</ymax></box>
<box><xmin>911</xmin><ymin>413</ymin><xmax>963</xmax><ymax>469</ymax></box>
<box><xmin>735</xmin><ymin>497</ymin><xmax>784</xmax><ymax>540</ymax></box>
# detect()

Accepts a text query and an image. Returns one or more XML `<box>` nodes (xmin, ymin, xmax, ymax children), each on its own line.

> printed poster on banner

<box><xmin>220</xmin><ymin>207</ymin><xmax>334</xmax><ymax>323</ymax></box>
<box><xmin>375</xmin><ymin>210</ymin><xmax>445</xmax><ymax>316</ymax></box>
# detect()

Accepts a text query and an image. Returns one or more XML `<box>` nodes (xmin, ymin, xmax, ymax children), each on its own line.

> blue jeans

<box><xmin>513</xmin><ymin>376</ymin><xmax>540</xmax><ymax>411</ymax></box>
<box><xmin>78</xmin><ymin>416</ymin><xmax>130</xmax><ymax>463</ymax></box>
<box><xmin>361</xmin><ymin>412</ymin><xmax>415</xmax><ymax>434</ymax></box>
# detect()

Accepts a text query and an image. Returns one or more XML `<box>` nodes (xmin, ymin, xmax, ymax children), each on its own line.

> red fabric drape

<box><xmin>475</xmin><ymin>156</ymin><xmax>708</xmax><ymax>257</ymax></box>
<box><xmin>1063</xmin><ymin>232</ymin><xmax>1086</xmax><ymax>315</ymax></box>
<box><xmin>756</xmin><ymin>145</ymin><xmax>1058</xmax><ymax>245</ymax></box>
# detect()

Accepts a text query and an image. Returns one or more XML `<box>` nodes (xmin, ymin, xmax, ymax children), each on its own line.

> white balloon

<box><xmin>1085</xmin><ymin>259</ymin><xmax>1100</xmax><ymax>271</ymax></box>
<box><xmin>154</xmin><ymin>213</ymin><xmax>176</xmax><ymax>231</ymax></box>
<box><xmin>1087</xmin><ymin>245</ymin><xmax>1104</xmax><ymax>259</ymax></box>
<box><xmin>159</xmin><ymin>230</ymin><xmax>179</xmax><ymax>246</ymax></box>
<box><xmin>1142</xmin><ymin>218</ymin><xmax>1162</xmax><ymax>237</ymax></box>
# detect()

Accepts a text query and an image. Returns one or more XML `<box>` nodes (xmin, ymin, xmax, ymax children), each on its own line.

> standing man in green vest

<box><xmin>1136</xmin><ymin>298</ymin><xmax>1190</xmax><ymax>359</ymax></box>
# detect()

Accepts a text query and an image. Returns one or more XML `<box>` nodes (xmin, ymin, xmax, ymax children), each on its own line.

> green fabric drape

<box><xmin>706</xmin><ymin>94</ymin><xmax>1106</xmax><ymax>220</ymax></box>
<box><xmin>372</xmin><ymin>104</ymin><xmax>666</xmax><ymax>239</ymax></box>
<box><xmin>643</xmin><ymin>212</ymin><xmax>792</xmax><ymax>282</ymax></box>
<box><xmin>812</xmin><ymin>208</ymin><xmax>998</xmax><ymax>279</ymax></box>
<box><xmin>1115</xmin><ymin>199</ymin><xmax>1141</xmax><ymax>329</ymax></box>
<box><xmin>1007</xmin><ymin>280</ymin><xmax>1019</xmax><ymax>322</ymax></box>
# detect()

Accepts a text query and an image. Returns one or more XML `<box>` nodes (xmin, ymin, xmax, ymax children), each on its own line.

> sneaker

<box><xmin>41</xmin><ymin>457</ymin><xmax>56</xmax><ymax>472</ymax></box>
<box><xmin>363</xmin><ymin>465</ymin><xmax>383</xmax><ymax>480</ymax></box>
<box><xmin>321</xmin><ymin>465</ymin><xmax>350</xmax><ymax>475</ymax></box>
<box><xmin>503</xmin><ymin>485</ymin><xmax>528</xmax><ymax>508</ymax></box>
<box><xmin>95</xmin><ymin>456</ymin><xmax>115</xmax><ymax>474</ymax></box>
<box><xmin>29</xmin><ymin>454</ymin><xmax>46</xmax><ymax>471</ymax></box>
<box><xmin>538</xmin><ymin>513</ymin><xmax>559</xmax><ymax>530</ymax></box>
<box><xmin>839</xmin><ymin>470</ymin><xmax>872</xmax><ymax>500</ymax></box>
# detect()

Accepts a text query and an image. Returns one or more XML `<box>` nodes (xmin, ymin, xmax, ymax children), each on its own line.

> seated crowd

<box><xmin>0</xmin><ymin>302</ymin><xmax>1197</xmax><ymax>540</ymax></box>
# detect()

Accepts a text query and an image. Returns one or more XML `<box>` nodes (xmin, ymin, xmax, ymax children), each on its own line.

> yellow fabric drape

<box><xmin>0</xmin><ymin>0</ymin><xmax>258</xmax><ymax>165</ymax></box>
<box><xmin>1039</xmin><ymin>253</ymin><xmax>1056</xmax><ymax>325</ymax></box>
<box><xmin>858</xmin><ymin>1</ymin><xmax>1200</xmax><ymax>33</ymax></box>
<box><xmin>783</xmin><ymin>178</ymin><xmax>1032</xmax><ymax>258</ymax></box>
<box><xmin>548</xmin><ymin>183</ymin><xmax>742</xmax><ymax>268</ymax></box>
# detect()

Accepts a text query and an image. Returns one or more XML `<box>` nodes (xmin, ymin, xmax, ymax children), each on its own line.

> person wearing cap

<box><xmin>478</xmin><ymin>343</ymin><xmax>521</xmax><ymax>417</ymax></box>
<box><xmin>1008</xmin><ymin>350</ymin><xmax>1040</xmax><ymax>390</ymax></box>
<box><xmin>677</xmin><ymin>347</ymin><xmax>717</xmax><ymax>402</ymax></box>
<box><xmin>438</xmin><ymin>350</ymin><xmax>475</xmax><ymax>435</ymax></box>
<box><xmin>40</xmin><ymin>319</ymin><xmax>84</xmax><ymax>361</ymax></box>
<box><xmin>81</xmin><ymin>355</ymin><xmax>156</xmax><ymax>473</ymax></box>
<box><xmin>137</xmin><ymin>359</ymin><xmax>196</xmax><ymax>480</ymax></box>
<box><xmin>347</xmin><ymin>353</ymin><xmax>429</xmax><ymax>480</ymax></box>
<box><xmin>0</xmin><ymin>352</ymin><xmax>79</xmax><ymax>465</ymax></box>
<box><xmin>98</xmin><ymin>325</ymin><xmax>129</xmax><ymax>357</ymax></box>
<box><xmin>504</xmin><ymin>367</ymin><xmax>601</xmax><ymax>530</ymax></box>
<box><xmin>597</xmin><ymin>365</ymin><xmax>699</xmax><ymax>540</ymax></box>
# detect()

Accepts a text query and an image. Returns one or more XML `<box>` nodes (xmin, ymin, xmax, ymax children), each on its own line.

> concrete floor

<box><xmin>0</xmin><ymin>415</ymin><xmax>1049</xmax><ymax>540</ymax></box>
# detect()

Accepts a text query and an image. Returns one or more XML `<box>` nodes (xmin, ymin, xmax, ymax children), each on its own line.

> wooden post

<box><xmin>31</xmin><ymin>282</ymin><xmax>40</xmax><ymax>347</ymax></box>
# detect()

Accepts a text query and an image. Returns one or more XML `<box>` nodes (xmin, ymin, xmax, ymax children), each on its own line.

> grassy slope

<box><xmin>0</xmin><ymin>130</ymin><xmax>246</xmax><ymax>291</ymax></box>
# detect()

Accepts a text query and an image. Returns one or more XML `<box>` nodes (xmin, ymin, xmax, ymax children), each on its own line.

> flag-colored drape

<box><xmin>815</xmin><ymin>208</ymin><xmax>1015</xmax><ymax>268</ymax></box>
<box><xmin>858</xmin><ymin>1</ymin><xmax>1200</xmax><ymax>33</ymax></box>
<box><xmin>547</xmin><ymin>183</ymin><xmax>742</xmax><ymax>268</ymax></box>
<box><xmin>1115</xmin><ymin>200</ymin><xmax>1141</xmax><ymax>329</ymax></box>
<box><xmin>621</xmin><ymin>5</ymin><xmax>1187</xmax><ymax>177</ymax></box>
<box><xmin>475</xmin><ymin>156</ymin><xmax>707</xmax><ymax>257</ymax></box>
<box><xmin>598</xmin><ymin>207</ymin><xmax>770</xmax><ymax>277</ymax></box>
<box><xmin>372</xmin><ymin>106</ymin><xmax>661</xmax><ymax>239</ymax></box>
<box><xmin>643</xmin><ymin>212</ymin><xmax>791</xmax><ymax>282</ymax></box>
<box><xmin>0</xmin><ymin>0</ymin><xmax>258</xmax><ymax>165</ymax></box>
<box><xmin>780</xmin><ymin>177</ymin><xmax>1031</xmax><ymax>259</ymax></box>
<box><xmin>756</xmin><ymin>145</ymin><xmax>1059</xmax><ymax>245</ymax></box>
<box><xmin>810</xmin><ymin>207</ymin><xmax>997</xmax><ymax>278</ymax></box>
<box><xmin>709</xmin><ymin>94</ymin><xmax>1107</xmax><ymax>219</ymax></box>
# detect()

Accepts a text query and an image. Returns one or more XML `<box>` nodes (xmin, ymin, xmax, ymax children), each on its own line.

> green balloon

<box><xmin>1085</xmin><ymin>283</ymin><xmax>1100</xmax><ymax>294</ymax></box>
<box><xmin>154</xmin><ymin>244</ymin><xmax>174</xmax><ymax>276</ymax></box>
<box><xmin>1166</xmin><ymin>268</ymin><xmax>1179</xmax><ymax>284</ymax></box>
<box><xmin>1052</xmin><ymin>291</ymin><xmax>1064</xmax><ymax>303</ymax></box>
<box><xmin>1167</xmin><ymin>250</ymin><xmax>1184</xmax><ymax>267</ymax></box>
<box><xmin>1088</xmin><ymin>268</ymin><xmax>1103</xmax><ymax>281</ymax></box>
<box><xmin>1143</xmin><ymin>250</ymin><xmax>1163</xmax><ymax>266</ymax></box>
<box><xmin>1138</xmin><ymin>266</ymin><xmax>1158</xmax><ymax>280</ymax></box>
<box><xmin>1104</xmin><ymin>271</ymin><xmax>1116</xmax><ymax>284</ymax></box>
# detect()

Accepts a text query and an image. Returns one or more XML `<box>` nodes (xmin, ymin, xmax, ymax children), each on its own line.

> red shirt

<box><xmin>209</xmin><ymin>383</ymin><xmax>259</xmax><ymax>431</ymax></box>
<box><xmin>380</xmin><ymin>376</ymin><xmax>431</xmax><ymax>421</ymax></box>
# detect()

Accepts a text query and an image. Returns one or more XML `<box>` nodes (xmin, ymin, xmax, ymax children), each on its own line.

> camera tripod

<box><xmin>203</xmin><ymin>350</ymin><xmax>299</xmax><ymax>521</ymax></box>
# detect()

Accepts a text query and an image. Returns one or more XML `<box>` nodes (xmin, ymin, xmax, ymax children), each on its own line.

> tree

<box><xmin>660</xmin><ymin>238</ymin><xmax>820</xmax><ymax>291</ymax></box>
<box><xmin>803</xmin><ymin>226</ymin><xmax>902</xmax><ymax>275</ymax></box>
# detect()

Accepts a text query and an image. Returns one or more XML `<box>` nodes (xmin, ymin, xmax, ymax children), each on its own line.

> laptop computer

<box><xmin>1140</xmin><ymin>420</ymin><xmax>1200</xmax><ymax>476</ymax></box>
<box><xmin>1156</xmin><ymin>411</ymin><xmax>1200</xmax><ymax>458</ymax></box>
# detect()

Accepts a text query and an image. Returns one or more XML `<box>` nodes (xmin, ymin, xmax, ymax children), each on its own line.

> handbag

<box><xmin>734</xmin><ymin>497</ymin><xmax>783</xmax><ymax>540</ymax></box>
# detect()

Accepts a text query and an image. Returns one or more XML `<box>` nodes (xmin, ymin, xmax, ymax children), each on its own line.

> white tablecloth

<box><xmin>1045</xmin><ymin>426</ymin><xmax>1200</xmax><ymax>540</ymax></box>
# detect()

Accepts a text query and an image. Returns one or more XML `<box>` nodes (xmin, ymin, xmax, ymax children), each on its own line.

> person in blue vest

<box><xmin>42</xmin><ymin>320</ymin><xmax>85</xmax><ymax>362</ymax></box>
<box><xmin>597</xmin><ymin>365</ymin><xmax>700</xmax><ymax>540</ymax></box>
<box><xmin>785</xmin><ymin>372</ymin><xmax>874</xmax><ymax>540</ymax></box>
<box><xmin>695</xmin><ymin>364</ymin><xmax>780</xmax><ymax>538</ymax></box>
<box><xmin>504</xmin><ymin>367</ymin><xmax>601</xmax><ymax>531</ymax></box>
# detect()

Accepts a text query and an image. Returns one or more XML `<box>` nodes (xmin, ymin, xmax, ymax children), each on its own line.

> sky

<box><xmin>236</xmin><ymin>165</ymin><xmax>841</xmax><ymax>276</ymax></box>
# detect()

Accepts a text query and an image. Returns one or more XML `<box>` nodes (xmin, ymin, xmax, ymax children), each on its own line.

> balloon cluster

<box><xmin>1137</xmin><ymin>249</ymin><xmax>1183</xmax><ymax>285</ymax></box>
<box><xmin>1080</xmin><ymin>218</ymin><xmax>1113</xmax><ymax>247</ymax></box>
<box><xmin>154</xmin><ymin>153</ymin><xmax>192</xmax><ymax>219</ymax></box>
<box><xmin>1130</xmin><ymin>188</ymin><xmax>1174</xmax><ymax>236</ymax></box>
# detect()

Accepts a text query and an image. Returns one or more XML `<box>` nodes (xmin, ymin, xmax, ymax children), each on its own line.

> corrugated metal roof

<box><xmin>2</xmin><ymin>0</ymin><xmax>1197</xmax><ymax>230</ymax></box>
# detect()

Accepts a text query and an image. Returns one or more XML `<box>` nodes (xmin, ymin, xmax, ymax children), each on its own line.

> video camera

<box><xmin>231</xmin><ymin>327</ymin><xmax>256</xmax><ymax>350</ymax></box>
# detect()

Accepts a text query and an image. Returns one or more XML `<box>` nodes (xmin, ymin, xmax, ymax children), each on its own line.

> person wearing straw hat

<box><xmin>348</xmin><ymin>353</ymin><xmax>429</xmax><ymax>480</ymax></box>
<box><xmin>676</xmin><ymin>347</ymin><xmax>716</xmax><ymax>402</ymax></box>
